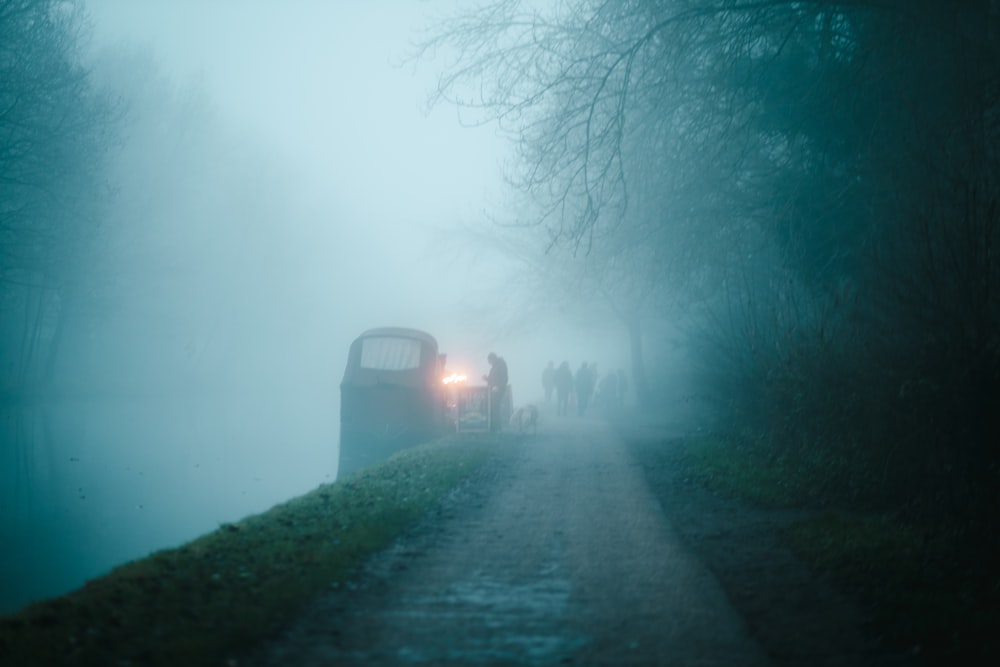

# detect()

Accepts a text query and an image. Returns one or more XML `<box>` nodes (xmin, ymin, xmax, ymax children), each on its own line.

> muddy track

<box><xmin>238</xmin><ymin>417</ymin><xmax>919</xmax><ymax>666</ymax></box>
<box><xmin>239</xmin><ymin>418</ymin><xmax>771</xmax><ymax>666</ymax></box>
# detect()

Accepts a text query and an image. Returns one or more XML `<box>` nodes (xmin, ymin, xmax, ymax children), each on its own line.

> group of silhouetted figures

<box><xmin>541</xmin><ymin>361</ymin><xmax>628</xmax><ymax>417</ymax></box>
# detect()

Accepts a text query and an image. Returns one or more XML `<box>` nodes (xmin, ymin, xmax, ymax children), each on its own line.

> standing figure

<box><xmin>541</xmin><ymin>361</ymin><xmax>555</xmax><ymax>403</ymax></box>
<box><xmin>484</xmin><ymin>352</ymin><xmax>509</xmax><ymax>432</ymax></box>
<box><xmin>554</xmin><ymin>361</ymin><xmax>574</xmax><ymax>416</ymax></box>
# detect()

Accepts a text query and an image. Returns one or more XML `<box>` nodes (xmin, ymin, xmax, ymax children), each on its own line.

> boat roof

<box><xmin>356</xmin><ymin>327</ymin><xmax>438</xmax><ymax>348</ymax></box>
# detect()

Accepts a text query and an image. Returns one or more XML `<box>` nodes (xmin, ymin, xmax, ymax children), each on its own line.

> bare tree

<box><xmin>423</xmin><ymin>0</ymin><xmax>1000</xmax><ymax>529</ymax></box>
<box><xmin>0</xmin><ymin>0</ymin><xmax>118</xmax><ymax>393</ymax></box>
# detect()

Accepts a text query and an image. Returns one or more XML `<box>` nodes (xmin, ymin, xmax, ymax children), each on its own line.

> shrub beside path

<box><xmin>240</xmin><ymin>417</ymin><xmax>770</xmax><ymax>666</ymax></box>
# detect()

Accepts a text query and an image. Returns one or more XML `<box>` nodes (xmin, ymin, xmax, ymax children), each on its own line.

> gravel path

<box><xmin>239</xmin><ymin>417</ymin><xmax>771</xmax><ymax>666</ymax></box>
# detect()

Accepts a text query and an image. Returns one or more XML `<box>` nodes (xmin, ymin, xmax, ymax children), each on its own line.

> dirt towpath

<box><xmin>240</xmin><ymin>418</ymin><xmax>771</xmax><ymax>666</ymax></box>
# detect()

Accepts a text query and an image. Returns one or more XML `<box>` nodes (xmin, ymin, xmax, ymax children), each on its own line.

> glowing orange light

<box><xmin>442</xmin><ymin>372</ymin><xmax>468</xmax><ymax>385</ymax></box>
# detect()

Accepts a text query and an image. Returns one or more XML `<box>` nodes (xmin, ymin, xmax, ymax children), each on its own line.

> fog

<box><xmin>4</xmin><ymin>3</ymin><xmax>995</xmax><ymax>660</ymax></box>
<box><xmin>78</xmin><ymin>0</ymin><xmax>633</xmax><ymax>394</ymax></box>
<box><xmin>0</xmin><ymin>1</ymin><xmax>650</xmax><ymax>614</ymax></box>
<box><xmin>85</xmin><ymin>0</ymin><xmax>506</xmax><ymax>375</ymax></box>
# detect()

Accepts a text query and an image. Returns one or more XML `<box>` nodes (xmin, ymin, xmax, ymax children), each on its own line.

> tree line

<box><xmin>1</xmin><ymin>0</ymin><xmax>349</xmax><ymax>400</ymax></box>
<box><xmin>1</xmin><ymin>0</ymin><xmax>113</xmax><ymax>393</ymax></box>
<box><xmin>424</xmin><ymin>0</ymin><xmax>998</xmax><ymax>530</ymax></box>
<box><xmin>5</xmin><ymin>0</ymin><xmax>997</xmax><ymax>531</ymax></box>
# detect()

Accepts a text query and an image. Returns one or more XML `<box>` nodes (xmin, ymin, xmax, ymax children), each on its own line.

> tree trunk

<box><xmin>42</xmin><ymin>294</ymin><xmax>67</xmax><ymax>391</ymax></box>
<box><xmin>626</xmin><ymin>310</ymin><xmax>651</xmax><ymax>411</ymax></box>
<box><xmin>18</xmin><ymin>285</ymin><xmax>47</xmax><ymax>392</ymax></box>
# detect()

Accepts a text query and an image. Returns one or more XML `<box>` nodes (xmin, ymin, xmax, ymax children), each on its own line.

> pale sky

<box><xmin>79</xmin><ymin>0</ymin><xmax>630</xmax><ymax>394</ymax></box>
<box><xmin>84</xmin><ymin>0</ymin><xmax>505</xmax><ymax>228</ymax></box>
<box><xmin>82</xmin><ymin>1</ymin><xmax>523</xmax><ymax>370</ymax></box>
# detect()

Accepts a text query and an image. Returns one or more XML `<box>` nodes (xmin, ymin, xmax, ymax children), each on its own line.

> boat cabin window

<box><xmin>360</xmin><ymin>336</ymin><xmax>422</xmax><ymax>371</ymax></box>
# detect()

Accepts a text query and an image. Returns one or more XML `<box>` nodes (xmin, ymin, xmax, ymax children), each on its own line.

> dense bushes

<box><xmin>695</xmin><ymin>182</ymin><xmax>999</xmax><ymax>541</ymax></box>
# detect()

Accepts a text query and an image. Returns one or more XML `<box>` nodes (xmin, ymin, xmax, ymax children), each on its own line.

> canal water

<box><xmin>0</xmin><ymin>393</ymin><xmax>339</xmax><ymax>615</ymax></box>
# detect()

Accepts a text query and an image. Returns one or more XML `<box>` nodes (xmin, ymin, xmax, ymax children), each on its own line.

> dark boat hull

<box><xmin>338</xmin><ymin>384</ymin><xmax>446</xmax><ymax>477</ymax></box>
<box><xmin>338</xmin><ymin>327</ymin><xmax>449</xmax><ymax>478</ymax></box>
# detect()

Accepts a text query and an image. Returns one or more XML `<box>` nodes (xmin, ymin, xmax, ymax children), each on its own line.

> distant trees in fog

<box><xmin>426</xmin><ymin>1</ymin><xmax>998</xmax><ymax>518</ymax></box>
<box><xmin>0</xmin><ymin>2</ymin><xmax>338</xmax><ymax>397</ymax></box>
<box><xmin>0</xmin><ymin>0</ymin><xmax>117</xmax><ymax>391</ymax></box>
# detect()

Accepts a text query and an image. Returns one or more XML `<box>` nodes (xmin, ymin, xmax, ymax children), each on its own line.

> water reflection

<box><xmin>0</xmin><ymin>393</ymin><xmax>338</xmax><ymax>615</ymax></box>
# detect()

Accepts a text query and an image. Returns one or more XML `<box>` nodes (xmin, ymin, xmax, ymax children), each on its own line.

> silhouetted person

<box><xmin>484</xmin><ymin>352</ymin><xmax>508</xmax><ymax>432</ymax></box>
<box><xmin>542</xmin><ymin>361</ymin><xmax>555</xmax><ymax>403</ymax></box>
<box><xmin>575</xmin><ymin>362</ymin><xmax>595</xmax><ymax>416</ymax></box>
<box><xmin>554</xmin><ymin>361</ymin><xmax>573</xmax><ymax>416</ymax></box>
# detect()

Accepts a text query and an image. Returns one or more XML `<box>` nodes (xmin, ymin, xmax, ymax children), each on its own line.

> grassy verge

<box><xmin>684</xmin><ymin>434</ymin><xmax>874</xmax><ymax>508</ymax></box>
<box><xmin>683</xmin><ymin>434</ymin><xmax>998</xmax><ymax>665</ymax></box>
<box><xmin>784</xmin><ymin>515</ymin><xmax>993</xmax><ymax>657</ymax></box>
<box><xmin>0</xmin><ymin>433</ymin><xmax>509</xmax><ymax>667</ymax></box>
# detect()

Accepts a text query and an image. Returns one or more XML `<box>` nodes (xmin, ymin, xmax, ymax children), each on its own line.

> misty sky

<box><xmin>78</xmin><ymin>0</ymin><xmax>636</xmax><ymax>394</ymax></box>
<box><xmin>81</xmin><ymin>2</ymin><xmax>516</xmax><ymax>373</ymax></box>
<box><xmin>85</xmin><ymin>1</ymin><xmax>504</xmax><ymax>221</ymax></box>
